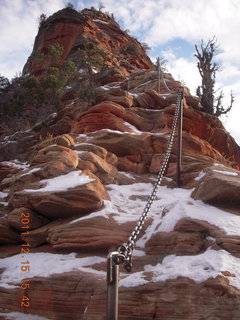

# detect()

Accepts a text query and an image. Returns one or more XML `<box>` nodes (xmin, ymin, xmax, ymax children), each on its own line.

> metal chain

<box><xmin>118</xmin><ymin>89</ymin><xmax>183</xmax><ymax>272</ymax></box>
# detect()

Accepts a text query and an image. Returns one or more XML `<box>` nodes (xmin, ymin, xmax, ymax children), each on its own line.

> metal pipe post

<box><xmin>107</xmin><ymin>252</ymin><xmax>120</xmax><ymax>320</ymax></box>
<box><xmin>176</xmin><ymin>93</ymin><xmax>183</xmax><ymax>188</ymax></box>
<box><xmin>156</xmin><ymin>57</ymin><xmax>160</xmax><ymax>93</ymax></box>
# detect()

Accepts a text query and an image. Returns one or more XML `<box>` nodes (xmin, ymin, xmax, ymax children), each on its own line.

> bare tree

<box><xmin>98</xmin><ymin>2</ymin><xmax>105</xmax><ymax>11</ymax></box>
<box><xmin>195</xmin><ymin>37</ymin><xmax>234</xmax><ymax>117</ymax></box>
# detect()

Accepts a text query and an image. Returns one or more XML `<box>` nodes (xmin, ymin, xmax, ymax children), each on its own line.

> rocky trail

<box><xmin>0</xmin><ymin>6</ymin><xmax>240</xmax><ymax>320</ymax></box>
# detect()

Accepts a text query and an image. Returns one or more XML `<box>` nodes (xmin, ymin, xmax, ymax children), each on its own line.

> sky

<box><xmin>0</xmin><ymin>0</ymin><xmax>239</xmax><ymax>144</ymax></box>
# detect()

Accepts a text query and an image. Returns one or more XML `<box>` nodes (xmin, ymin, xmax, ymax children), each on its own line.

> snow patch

<box><xmin>1</xmin><ymin>160</ymin><xmax>29</xmax><ymax>170</ymax></box>
<box><xmin>120</xmin><ymin>248</ymin><xmax>240</xmax><ymax>289</ymax></box>
<box><xmin>21</xmin><ymin>167</ymin><xmax>41</xmax><ymax>177</ymax></box>
<box><xmin>0</xmin><ymin>191</ymin><xmax>8</xmax><ymax>198</ymax></box>
<box><xmin>123</xmin><ymin>122</ymin><xmax>141</xmax><ymax>134</ymax></box>
<box><xmin>70</xmin><ymin>183</ymin><xmax>240</xmax><ymax>246</ymax></box>
<box><xmin>213</xmin><ymin>163</ymin><xmax>224</xmax><ymax>167</ymax></box>
<box><xmin>93</xmin><ymin>19</ymin><xmax>108</xmax><ymax>24</ymax></box>
<box><xmin>0</xmin><ymin>201</ymin><xmax>8</xmax><ymax>206</ymax></box>
<box><xmin>0</xmin><ymin>312</ymin><xmax>49</xmax><ymax>320</ymax></box>
<box><xmin>213</xmin><ymin>169</ymin><xmax>238</xmax><ymax>176</ymax></box>
<box><xmin>24</xmin><ymin>171</ymin><xmax>94</xmax><ymax>193</ymax></box>
<box><xmin>195</xmin><ymin>170</ymin><xmax>206</xmax><ymax>181</ymax></box>
<box><xmin>0</xmin><ymin>252</ymin><xmax>105</xmax><ymax>288</ymax></box>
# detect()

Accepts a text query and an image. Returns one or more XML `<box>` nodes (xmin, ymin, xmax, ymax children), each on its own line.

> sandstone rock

<box><xmin>23</xmin><ymin>8</ymin><xmax>153</xmax><ymax>79</ymax></box>
<box><xmin>9</xmin><ymin>170</ymin><xmax>109</xmax><ymax>220</ymax></box>
<box><xmin>93</xmin><ymin>67</ymin><xmax>125</xmax><ymax>85</ymax></box>
<box><xmin>1</xmin><ymin>273</ymin><xmax>239</xmax><ymax>320</ymax></box>
<box><xmin>1</xmin><ymin>144</ymin><xmax>79</xmax><ymax>195</ymax></box>
<box><xmin>30</xmin><ymin>144</ymin><xmax>78</xmax><ymax>179</ymax></box>
<box><xmin>73</xmin><ymin>142</ymin><xmax>117</xmax><ymax>166</ymax></box>
<box><xmin>72</xmin><ymin>101</ymin><xmax>139</xmax><ymax>134</ymax></box>
<box><xmin>7</xmin><ymin>207</ymin><xmax>50</xmax><ymax>231</ymax></box>
<box><xmin>1</xmin><ymin>7</ymin><xmax>240</xmax><ymax>320</ymax></box>
<box><xmin>0</xmin><ymin>141</ymin><xmax>21</xmax><ymax>162</ymax></box>
<box><xmin>174</xmin><ymin>217</ymin><xmax>223</xmax><ymax>236</ymax></box>
<box><xmin>78</xmin><ymin>151</ymin><xmax>118</xmax><ymax>184</ymax></box>
<box><xmin>174</xmin><ymin>217</ymin><xmax>240</xmax><ymax>256</ymax></box>
<box><xmin>22</xmin><ymin>219</ymin><xmax>69</xmax><ymax>247</ymax></box>
<box><xmin>34</xmin><ymin>134</ymin><xmax>75</xmax><ymax>152</ymax></box>
<box><xmin>95</xmin><ymin>86</ymin><xmax>133</xmax><ymax>108</ymax></box>
<box><xmin>1</xmin><ymin>166</ymin><xmax>42</xmax><ymax>195</ymax></box>
<box><xmin>87</xmin><ymin>130</ymin><xmax>153</xmax><ymax>157</ymax></box>
<box><xmin>135</xmin><ymin>89</ymin><xmax>169</xmax><ymax>109</ymax></box>
<box><xmin>216</xmin><ymin>236</ymin><xmax>240</xmax><ymax>257</ymax></box>
<box><xmin>0</xmin><ymin>163</ymin><xmax>20</xmax><ymax>181</ymax></box>
<box><xmin>36</xmin><ymin>115</ymin><xmax>73</xmax><ymax>138</ymax></box>
<box><xmin>192</xmin><ymin>168</ymin><xmax>240</xmax><ymax>205</ymax></box>
<box><xmin>31</xmin><ymin>144</ymin><xmax>78</xmax><ymax>167</ymax></box>
<box><xmin>47</xmin><ymin>216</ymin><xmax>136</xmax><ymax>250</ymax></box>
<box><xmin>0</xmin><ymin>210</ymin><xmax>20</xmax><ymax>244</ymax></box>
<box><xmin>145</xmin><ymin>231</ymin><xmax>204</xmax><ymax>256</ymax></box>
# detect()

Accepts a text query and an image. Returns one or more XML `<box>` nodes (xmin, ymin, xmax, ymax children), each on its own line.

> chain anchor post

<box><xmin>176</xmin><ymin>89</ymin><xmax>183</xmax><ymax>188</ymax></box>
<box><xmin>107</xmin><ymin>251</ymin><xmax>123</xmax><ymax>320</ymax></box>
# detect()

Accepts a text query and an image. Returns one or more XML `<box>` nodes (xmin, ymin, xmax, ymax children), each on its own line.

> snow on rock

<box><xmin>21</xmin><ymin>167</ymin><xmax>41</xmax><ymax>177</ymax></box>
<box><xmin>0</xmin><ymin>191</ymin><xmax>8</xmax><ymax>198</ymax></box>
<box><xmin>213</xmin><ymin>169</ymin><xmax>238</xmax><ymax>176</ymax></box>
<box><xmin>0</xmin><ymin>252</ymin><xmax>105</xmax><ymax>289</ymax></box>
<box><xmin>1</xmin><ymin>160</ymin><xmax>29</xmax><ymax>170</ymax></box>
<box><xmin>120</xmin><ymin>248</ymin><xmax>240</xmax><ymax>289</ymax></box>
<box><xmin>195</xmin><ymin>170</ymin><xmax>206</xmax><ymax>181</ymax></box>
<box><xmin>71</xmin><ymin>183</ymin><xmax>240</xmax><ymax>246</ymax></box>
<box><xmin>24</xmin><ymin>170</ymin><xmax>94</xmax><ymax>193</ymax></box>
<box><xmin>93</xmin><ymin>18</ymin><xmax>108</xmax><ymax>24</ymax></box>
<box><xmin>123</xmin><ymin>122</ymin><xmax>141</xmax><ymax>134</ymax></box>
<box><xmin>0</xmin><ymin>312</ymin><xmax>49</xmax><ymax>320</ymax></box>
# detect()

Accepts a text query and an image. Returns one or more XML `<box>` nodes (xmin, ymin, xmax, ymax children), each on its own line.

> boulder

<box><xmin>192</xmin><ymin>168</ymin><xmax>240</xmax><ymax>205</ymax></box>
<box><xmin>78</xmin><ymin>151</ymin><xmax>118</xmax><ymax>184</ymax></box>
<box><xmin>145</xmin><ymin>231</ymin><xmax>204</xmax><ymax>256</ymax></box>
<box><xmin>72</xmin><ymin>101</ymin><xmax>139</xmax><ymax>134</ymax></box>
<box><xmin>7</xmin><ymin>207</ymin><xmax>50</xmax><ymax>231</ymax></box>
<box><xmin>9</xmin><ymin>171</ymin><xmax>109</xmax><ymax>220</ymax></box>
<box><xmin>87</xmin><ymin>130</ymin><xmax>153</xmax><ymax>157</ymax></box>
<box><xmin>34</xmin><ymin>134</ymin><xmax>75</xmax><ymax>152</ymax></box>
<box><xmin>30</xmin><ymin>144</ymin><xmax>78</xmax><ymax>178</ymax></box>
<box><xmin>47</xmin><ymin>216</ymin><xmax>136</xmax><ymax>250</ymax></box>
<box><xmin>0</xmin><ymin>210</ymin><xmax>20</xmax><ymax>244</ymax></box>
<box><xmin>73</xmin><ymin>143</ymin><xmax>117</xmax><ymax>166</ymax></box>
<box><xmin>95</xmin><ymin>86</ymin><xmax>133</xmax><ymax>108</ymax></box>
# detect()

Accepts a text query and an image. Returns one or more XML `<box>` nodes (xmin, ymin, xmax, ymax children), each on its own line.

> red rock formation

<box><xmin>0</xmin><ymin>6</ymin><xmax>240</xmax><ymax>320</ymax></box>
<box><xmin>23</xmin><ymin>8</ymin><xmax>153</xmax><ymax>78</ymax></box>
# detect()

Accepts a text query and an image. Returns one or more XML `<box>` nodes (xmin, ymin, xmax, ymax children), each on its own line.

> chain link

<box><xmin>118</xmin><ymin>88</ymin><xmax>183</xmax><ymax>272</ymax></box>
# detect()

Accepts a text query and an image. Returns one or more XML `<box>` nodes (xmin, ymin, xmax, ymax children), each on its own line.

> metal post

<box><xmin>156</xmin><ymin>57</ymin><xmax>160</xmax><ymax>93</ymax></box>
<box><xmin>107</xmin><ymin>252</ymin><xmax>120</xmax><ymax>320</ymax></box>
<box><xmin>176</xmin><ymin>92</ymin><xmax>183</xmax><ymax>188</ymax></box>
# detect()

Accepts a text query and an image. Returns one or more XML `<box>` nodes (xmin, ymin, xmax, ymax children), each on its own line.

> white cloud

<box><xmin>0</xmin><ymin>0</ymin><xmax>66</xmax><ymax>79</ymax></box>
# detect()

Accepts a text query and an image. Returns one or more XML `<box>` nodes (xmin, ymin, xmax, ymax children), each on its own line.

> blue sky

<box><xmin>0</xmin><ymin>0</ymin><xmax>239</xmax><ymax>144</ymax></box>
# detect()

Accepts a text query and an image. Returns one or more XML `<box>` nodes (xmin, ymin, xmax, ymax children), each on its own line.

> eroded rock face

<box><xmin>1</xmin><ymin>7</ymin><xmax>240</xmax><ymax>320</ymax></box>
<box><xmin>192</xmin><ymin>167</ymin><xmax>240</xmax><ymax>205</ymax></box>
<box><xmin>9</xmin><ymin>171</ymin><xmax>109</xmax><ymax>220</ymax></box>
<box><xmin>7</xmin><ymin>207</ymin><xmax>50</xmax><ymax>231</ymax></box>
<box><xmin>23</xmin><ymin>8</ymin><xmax>153</xmax><ymax>78</ymax></box>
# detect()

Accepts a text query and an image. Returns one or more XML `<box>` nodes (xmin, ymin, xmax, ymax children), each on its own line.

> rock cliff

<box><xmin>0</xmin><ymin>6</ymin><xmax>240</xmax><ymax>320</ymax></box>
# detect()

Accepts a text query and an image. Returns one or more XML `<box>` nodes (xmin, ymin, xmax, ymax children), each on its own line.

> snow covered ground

<box><xmin>0</xmin><ymin>312</ymin><xmax>49</xmax><ymax>320</ymax></box>
<box><xmin>120</xmin><ymin>248</ymin><xmax>240</xmax><ymax>289</ymax></box>
<box><xmin>1</xmin><ymin>179</ymin><xmax>240</xmax><ymax>295</ymax></box>
<box><xmin>71</xmin><ymin>182</ymin><xmax>240</xmax><ymax>239</ymax></box>
<box><xmin>0</xmin><ymin>253</ymin><xmax>105</xmax><ymax>289</ymax></box>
